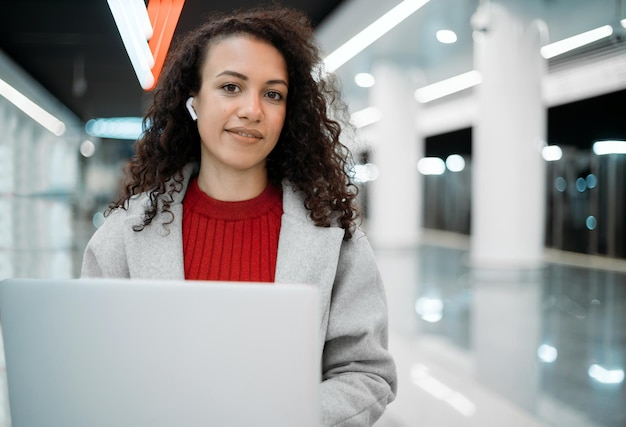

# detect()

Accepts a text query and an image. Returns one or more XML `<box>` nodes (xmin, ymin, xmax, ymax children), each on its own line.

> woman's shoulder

<box><xmin>280</xmin><ymin>181</ymin><xmax>329</xmax><ymax>226</ymax></box>
<box><xmin>108</xmin><ymin>193</ymin><xmax>150</xmax><ymax>218</ymax></box>
<box><xmin>281</xmin><ymin>180</ymin><xmax>356</xmax><ymax>232</ymax></box>
<box><xmin>94</xmin><ymin>194</ymin><xmax>149</xmax><ymax>235</ymax></box>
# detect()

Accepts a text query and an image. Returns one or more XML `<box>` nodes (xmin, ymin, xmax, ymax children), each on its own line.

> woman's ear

<box><xmin>185</xmin><ymin>97</ymin><xmax>197</xmax><ymax>121</ymax></box>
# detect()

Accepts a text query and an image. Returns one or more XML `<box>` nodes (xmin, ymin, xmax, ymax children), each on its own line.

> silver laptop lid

<box><xmin>0</xmin><ymin>278</ymin><xmax>319</xmax><ymax>427</ymax></box>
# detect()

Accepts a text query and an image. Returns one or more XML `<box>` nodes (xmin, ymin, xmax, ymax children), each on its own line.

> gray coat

<box><xmin>81</xmin><ymin>164</ymin><xmax>397</xmax><ymax>426</ymax></box>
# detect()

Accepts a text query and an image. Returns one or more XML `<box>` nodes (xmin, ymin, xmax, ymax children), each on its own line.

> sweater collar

<box><xmin>173</xmin><ymin>162</ymin><xmax>311</xmax><ymax>223</ymax></box>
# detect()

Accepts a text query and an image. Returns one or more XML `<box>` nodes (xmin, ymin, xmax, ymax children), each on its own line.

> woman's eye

<box><xmin>222</xmin><ymin>84</ymin><xmax>239</xmax><ymax>93</ymax></box>
<box><xmin>266</xmin><ymin>91</ymin><xmax>283</xmax><ymax>101</ymax></box>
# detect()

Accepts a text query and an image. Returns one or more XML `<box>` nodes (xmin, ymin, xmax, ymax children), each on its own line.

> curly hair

<box><xmin>111</xmin><ymin>5</ymin><xmax>360</xmax><ymax>239</ymax></box>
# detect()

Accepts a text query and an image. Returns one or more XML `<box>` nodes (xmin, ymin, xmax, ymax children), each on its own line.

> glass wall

<box><xmin>0</xmin><ymin>52</ymin><xmax>84</xmax><ymax>280</ymax></box>
<box><xmin>420</xmin><ymin>89</ymin><xmax>626</xmax><ymax>259</ymax></box>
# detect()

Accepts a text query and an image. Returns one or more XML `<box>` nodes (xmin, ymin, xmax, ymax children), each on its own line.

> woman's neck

<box><xmin>196</xmin><ymin>165</ymin><xmax>269</xmax><ymax>202</ymax></box>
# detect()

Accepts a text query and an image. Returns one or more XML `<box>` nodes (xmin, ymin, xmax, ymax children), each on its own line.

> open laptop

<box><xmin>0</xmin><ymin>278</ymin><xmax>319</xmax><ymax>427</ymax></box>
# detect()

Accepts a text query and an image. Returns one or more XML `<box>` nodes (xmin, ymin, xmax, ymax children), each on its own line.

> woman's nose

<box><xmin>238</xmin><ymin>93</ymin><xmax>263</xmax><ymax>121</ymax></box>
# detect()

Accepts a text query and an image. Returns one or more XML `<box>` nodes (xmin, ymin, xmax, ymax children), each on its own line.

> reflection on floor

<box><xmin>374</xmin><ymin>230</ymin><xmax>626</xmax><ymax>427</ymax></box>
<box><xmin>0</xmin><ymin>230</ymin><xmax>624</xmax><ymax>427</ymax></box>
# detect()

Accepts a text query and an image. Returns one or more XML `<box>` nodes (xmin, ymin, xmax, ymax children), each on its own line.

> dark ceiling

<box><xmin>0</xmin><ymin>0</ymin><xmax>345</xmax><ymax>123</ymax></box>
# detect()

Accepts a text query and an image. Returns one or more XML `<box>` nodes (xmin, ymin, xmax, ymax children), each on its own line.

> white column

<box><xmin>470</xmin><ymin>1</ymin><xmax>548</xmax><ymax>268</ymax></box>
<box><xmin>469</xmin><ymin>0</ymin><xmax>547</xmax><ymax>414</ymax></box>
<box><xmin>367</xmin><ymin>62</ymin><xmax>421</xmax><ymax>249</ymax></box>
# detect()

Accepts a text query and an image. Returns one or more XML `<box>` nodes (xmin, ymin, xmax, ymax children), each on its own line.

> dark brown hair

<box><xmin>111</xmin><ymin>5</ymin><xmax>360</xmax><ymax>239</ymax></box>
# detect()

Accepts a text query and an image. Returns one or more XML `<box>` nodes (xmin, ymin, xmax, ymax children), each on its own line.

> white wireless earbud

<box><xmin>185</xmin><ymin>97</ymin><xmax>197</xmax><ymax>121</ymax></box>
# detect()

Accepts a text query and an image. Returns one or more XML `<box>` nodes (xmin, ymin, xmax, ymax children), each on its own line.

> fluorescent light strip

<box><xmin>323</xmin><ymin>0</ymin><xmax>430</xmax><ymax>72</ymax></box>
<box><xmin>130</xmin><ymin>0</ymin><xmax>153</xmax><ymax>39</ymax></box>
<box><xmin>415</xmin><ymin>70</ymin><xmax>482</xmax><ymax>103</ymax></box>
<box><xmin>588</xmin><ymin>364</ymin><xmax>624</xmax><ymax>385</ymax></box>
<box><xmin>107</xmin><ymin>0</ymin><xmax>155</xmax><ymax>89</ymax></box>
<box><xmin>350</xmin><ymin>106</ymin><xmax>382</xmax><ymax>128</ymax></box>
<box><xmin>85</xmin><ymin>117</ymin><xmax>144</xmax><ymax>140</ymax></box>
<box><xmin>540</xmin><ymin>25</ymin><xmax>613</xmax><ymax>59</ymax></box>
<box><xmin>409</xmin><ymin>25</ymin><xmax>615</xmax><ymax>104</ymax></box>
<box><xmin>0</xmin><ymin>78</ymin><xmax>66</xmax><ymax>136</ymax></box>
<box><xmin>593</xmin><ymin>140</ymin><xmax>626</xmax><ymax>155</ymax></box>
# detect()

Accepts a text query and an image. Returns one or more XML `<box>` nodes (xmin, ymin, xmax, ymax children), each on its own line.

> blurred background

<box><xmin>0</xmin><ymin>0</ymin><xmax>625</xmax><ymax>426</ymax></box>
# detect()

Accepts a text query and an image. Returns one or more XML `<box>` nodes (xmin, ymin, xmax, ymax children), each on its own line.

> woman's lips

<box><xmin>226</xmin><ymin>127</ymin><xmax>263</xmax><ymax>140</ymax></box>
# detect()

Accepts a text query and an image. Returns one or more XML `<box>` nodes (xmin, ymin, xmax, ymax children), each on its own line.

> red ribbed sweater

<box><xmin>182</xmin><ymin>178</ymin><xmax>283</xmax><ymax>282</ymax></box>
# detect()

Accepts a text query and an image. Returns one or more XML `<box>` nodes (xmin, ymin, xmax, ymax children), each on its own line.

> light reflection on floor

<box><xmin>374</xmin><ymin>231</ymin><xmax>626</xmax><ymax>427</ymax></box>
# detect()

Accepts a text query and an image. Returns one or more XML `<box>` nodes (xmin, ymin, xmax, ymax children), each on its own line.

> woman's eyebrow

<box><xmin>267</xmin><ymin>79</ymin><xmax>288</xmax><ymax>87</ymax></box>
<box><xmin>216</xmin><ymin>70</ymin><xmax>248</xmax><ymax>80</ymax></box>
<box><xmin>216</xmin><ymin>70</ymin><xmax>288</xmax><ymax>87</ymax></box>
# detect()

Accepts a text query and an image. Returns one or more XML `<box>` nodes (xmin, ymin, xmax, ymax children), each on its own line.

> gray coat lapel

<box><xmin>124</xmin><ymin>165</ymin><xmax>195</xmax><ymax>280</ymax></box>
<box><xmin>124</xmin><ymin>204</ymin><xmax>185</xmax><ymax>280</ymax></box>
<box><xmin>275</xmin><ymin>183</ymin><xmax>344</xmax><ymax>319</ymax></box>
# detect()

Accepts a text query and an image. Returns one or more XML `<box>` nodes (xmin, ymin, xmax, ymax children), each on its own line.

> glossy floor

<box><xmin>0</xmin><ymin>230</ymin><xmax>624</xmax><ymax>427</ymax></box>
<box><xmin>375</xmin><ymin>231</ymin><xmax>625</xmax><ymax>427</ymax></box>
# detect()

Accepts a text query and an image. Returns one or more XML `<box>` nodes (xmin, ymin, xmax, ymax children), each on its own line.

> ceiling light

<box><xmin>85</xmin><ymin>117</ymin><xmax>144</xmax><ymax>140</ymax></box>
<box><xmin>542</xmin><ymin>145</ymin><xmax>563</xmax><ymax>161</ymax></box>
<box><xmin>106</xmin><ymin>0</ymin><xmax>184</xmax><ymax>91</ymax></box>
<box><xmin>592</xmin><ymin>140</ymin><xmax>626</xmax><ymax>155</ymax></box>
<box><xmin>107</xmin><ymin>0</ymin><xmax>155</xmax><ymax>90</ymax></box>
<box><xmin>622</xmin><ymin>18</ymin><xmax>626</xmax><ymax>28</ymax></box>
<box><xmin>414</xmin><ymin>70</ymin><xmax>482</xmax><ymax>103</ymax></box>
<box><xmin>80</xmin><ymin>140</ymin><xmax>96</xmax><ymax>158</ymax></box>
<box><xmin>417</xmin><ymin>157</ymin><xmax>445</xmax><ymax>175</ymax></box>
<box><xmin>445</xmin><ymin>154</ymin><xmax>465</xmax><ymax>172</ymax></box>
<box><xmin>349</xmin><ymin>106</ymin><xmax>382</xmax><ymax>128</ymax></box>
<box><xmin>323</xmin><ymin>0</ymin><xmax>430</xmax><ymax>72</ymax></box>
<box><xmin>588</xmin><ymin>364</ymin><xmax>624</xmax><ymax>385</ymax></box>
<box><xmin>147</xmin><ymin>0</ymin><xmax>186</xmax><ymax>91</ymax></box>
<box><xmin>540</xmin><ymin>25</ymin><xmax>613</xmax><ymax>59</ymax></box>
<box><xmin>0</xmin><ymin>78</ymin><xmax>66</xmax><ymax>136</ymax></box>
<box><xmin>436</xmin><ymin>29</ymin><xmax>457</xmax><ymax>44</ymax></box>
<box><xmin>537</xmin><ymin>344</ymin><xmax>558</xmax><ymax>363</ymax></box>
<box><xmin>130</xmin><ymin>0</ymin><xmax>153</xmax><ymax>39</ymax></box>
<box><xmin>354</xmin><ymin>72</ymin><xmax>376</xmax><ymax>88</ymax></box>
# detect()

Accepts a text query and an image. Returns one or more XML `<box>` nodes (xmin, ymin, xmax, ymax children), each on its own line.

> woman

<box><xmin>82</xmin><ymin>6</ymin><xmax>396</xmax><ymax>426</ymax></box>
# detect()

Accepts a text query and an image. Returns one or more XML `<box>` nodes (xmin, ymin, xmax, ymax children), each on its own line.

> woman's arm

<box><xmin>320</xmin><ymin>231</ymin><xmax>397</xmax><ymax>426</ymax></box>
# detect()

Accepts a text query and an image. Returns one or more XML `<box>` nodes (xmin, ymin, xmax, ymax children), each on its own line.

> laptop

<box><xmin>0</xmin><ymin>278</ymin><xmax>319</xmax><ymax>427</ymax></box>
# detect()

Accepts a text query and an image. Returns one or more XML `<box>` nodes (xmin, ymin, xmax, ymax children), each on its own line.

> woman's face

<box><xmin>191</xmin><ymin>35</ymin><xmax>288</xmax><ymax>179</ymax></box>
